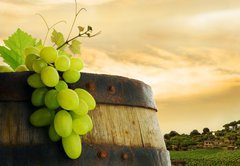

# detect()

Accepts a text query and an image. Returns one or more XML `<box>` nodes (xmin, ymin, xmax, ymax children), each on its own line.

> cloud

<box><xmin>157</xmin><ymin>84</ymin><xmax>240</xmax><ymax>134</ymax></box>
<box><xmin>0</xmin><ymin>0</ymin><xmax>116</xmax><ymax>5</ymax></box>
<box><xmin>215</xmin><ymin>68</ymin><xmax>240</xmax><ymax>76</ymax></box>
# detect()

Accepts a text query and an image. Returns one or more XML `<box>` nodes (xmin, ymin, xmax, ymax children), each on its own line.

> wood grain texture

<box><xmin>0</xmin><ymin>102</ymin><xmax>48</xmax><ymax>145</ymax></box>
<box><xmin>0</xmin><ymin>72</ymin><xmax>157</xmax><ymax>110</ymax></box>
<box><xmin>0</xmin><ymin>103</ymin><xmax>170</xmax><ymax>165</ymax></box>
<box><xmin>0</xmin><ymin>102</ymin><xmax>166</xmax><ymax>150</ymax></box>
<box><xmin>85</xmin><ymin>104</ymin><xmax>166</xmax><ymax>149</ymax></box>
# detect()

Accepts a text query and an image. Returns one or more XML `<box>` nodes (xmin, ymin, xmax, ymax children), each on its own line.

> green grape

<box><xmin>62</xmin><ymin>69</ymin><xmax>80</xmax><ymax>83</ymax></box>
<box><xmin>36</xmin><ymin>44</ymin><xmax>44</xmax><ymax>52</ymax></box>
<box><xmin>32</xmin><ymin>58</ymin><xmax>47</xmax><ymax>73</ymax></box>
<box><xmin>31</xmin><ymin>87</ymin><xmax>48</xmax><ymax>107</ymax></box>
<box><xmin>0</xmin><ymin>65</ymin><xmax>14</xmax><ymax>72</ymax></box>
<box><xmin>54</xmin><ymin>110</ymin><xmax>72</xmax><ymax>137</ymax></box>
<box><xmin>44</xmin><ymin>89</ymin><xmax>59</xmax><ymax>110</ymax></box>
<box><xmin>57</xmin><ymin>89</ymin><xmax>79</xmax><ymax>110</ymax></box>
<box><xmin>69</xmin><ymin>111</ymin><xmax>81</xmax><ymax>120</ymax></box>
<box><xmin>41</xmin><ymin>66</ymin><xmax>59</xmax><ymax>87</ymax></box>
<box><xmin>15</xmin><ymin>65</ymin><xmax>29</xmax><ymax>72</ymax></box>
<box><xmin>25</xmin><ymin>54</ymin><xmax>38</xmax><ymax>71</ymax></box>
<box><xmin>70</xmin><ymin>57</ymin><xmax>84</xmax><ymax>71</ymax></box>
<box><xmin>58</xmin><ymin>50</ymin><xmax>72</xmax><ymax>57</ymax></box>
<box><xmin>55</xmin><ymin>55</ymin><xmax>70</xmax><ymax>72</ymax></box>
<box><xmin>76</xmin><ymin>114</ymin><xmax>93</xmax><ymax>132</ymax></box>
<box><xmin>30</xmin><ymin>108</ymin><xmax>55</xmax><ymax>127</ymax></box>
<box><xmin>48</xmin><ymin>123</ymin><xmax>61</xmax><ymax>142</ymax></box>
<box><xmin>72</xmin><ymin>118</ymin><xmax>89</xmax><ymax>135</ymax></box>
<box><xmin>72</xmin><ymin>98</ymin><xmax>88</xmax><ymax>116</ymax></box>
<box><xmin>55</xmin><ymin>80</ymin><xmax>68</xmax><ymax>91</ymax></box>
<box><xmin>40</xmin><ymin>46</ymin><xmax>58</xmax><ymax>63</ymax></box>
<box><xmin>62</xmin><ymin>131</ymin><xmax>82</xmax><ymax>159</ymax></box>
<box><xmin>27</xmin><ymin>73</ymin><xmax>45</xmax><ymax>88</ymax></box>
<box><xmin>74</xmin><ymin>88</ymin><xmax>96</xmax><ymax>110</ymax></box>
<box><xmin>24</xmin><ymin>46</ymin><xmax>40</xmax><ymax>57</ymax></box>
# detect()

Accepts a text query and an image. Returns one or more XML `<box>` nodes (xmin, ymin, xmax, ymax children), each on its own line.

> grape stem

<box><xmin>58</xmin><ymin>0</ymin><xmax>101</xmax><ymax>50</ymax></box>
<box><xmin>57</xmin><ymin>28</ymin><xmax>101</xmax><ymax>50</ymax></box>
<box><xmin>66</xmin><ymin>6</ymin><xmax>86</xmax><ymax>41</ymax></box>
<box><xmin>36</xmin><ymin>13</ymin><xmax>66</xmax><ymax>45</ymax></box>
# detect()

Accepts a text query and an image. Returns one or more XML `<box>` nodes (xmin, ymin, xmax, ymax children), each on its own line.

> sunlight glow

<box><xmin>189</xmin><ymin>9</ymin><xmax>240</xmax><ymax>28</ymax></box>
<box><xmin>37</xmin><ymin>0</ymin><xmax>115</xmax><ymax>5</ymax></box>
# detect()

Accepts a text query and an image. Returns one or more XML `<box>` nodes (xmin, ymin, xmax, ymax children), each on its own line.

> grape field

<box><xmin>170</xmin><ymin>149</ymin><xmax>240</xmax><ymax>166</ymax></box>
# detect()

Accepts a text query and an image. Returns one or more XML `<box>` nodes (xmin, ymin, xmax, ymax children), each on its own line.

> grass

<box><xmin>170</xmin><ymin>149</ymin><xmax>240</xmax><ymax>166</ymax></box>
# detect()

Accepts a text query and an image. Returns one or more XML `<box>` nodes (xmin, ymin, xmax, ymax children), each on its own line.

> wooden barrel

<box><xmin>0</xmin><ymin>72</ymin><xmax>170</xmax><ymax>166</ymax></box>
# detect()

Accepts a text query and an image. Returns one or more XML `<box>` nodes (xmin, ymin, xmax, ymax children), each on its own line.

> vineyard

<box><xmin>170</xmin><ymin>149</ymin><xmax>240</xmax><ymax>166</ymax></box>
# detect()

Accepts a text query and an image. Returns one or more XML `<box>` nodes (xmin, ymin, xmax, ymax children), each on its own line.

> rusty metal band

<box><xmin>0</xmin><ymin>72</ymin><xmax>157</xmax><ymax>111</ymax></box>
<box><xmin>0</xmin><ymin>143</ymin><xmax>169</xmax><ymax>166</ymax></box>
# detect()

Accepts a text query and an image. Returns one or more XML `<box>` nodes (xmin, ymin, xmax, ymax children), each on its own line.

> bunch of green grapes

<box><xmin>25</xmin><ymin>46</ymin><xmax>96</xmax><ymax>159</ymax></box>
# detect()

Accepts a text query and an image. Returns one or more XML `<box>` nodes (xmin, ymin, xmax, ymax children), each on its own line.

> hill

<box><xmin>164</xmin><ymin>120</ymin><xmax>240</xmax><ymax>151</ymax></box>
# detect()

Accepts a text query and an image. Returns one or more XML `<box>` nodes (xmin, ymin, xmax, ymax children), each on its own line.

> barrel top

<box><xmin>0</xmin><ymin>72</ymin><xmax>157</xmax><ymax>111</ymax></box>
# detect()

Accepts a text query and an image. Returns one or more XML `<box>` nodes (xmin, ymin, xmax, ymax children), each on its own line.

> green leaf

<box><xmin>3</xmin><ymin>28</ymin><xmax>36</xmax><ymax>65</ymax></box>
<box><xmin>36</xmin><ymin>39</ymin><xmax>43</xmax><ymax>47</ymax></box>
<box><xmin>69</xmin><ymin>40</ymin><xmax>81</xmax><ymax>54</ymax></box>
<box><xmin>78</xmin><ymin>26</ymin><xmax>84</xmax><ymax>32</ymax></box>
<box><xmin>51</xmin><ymin>29</ymin><xmax>65</xmax><ymax>48</ymax></box>
<box><xmin>0</xmin><ymin>46</ymin><xmax>20</xmax><ymax>69</ymax></box>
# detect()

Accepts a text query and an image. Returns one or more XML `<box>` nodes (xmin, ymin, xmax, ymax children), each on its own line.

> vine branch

<box><xmin>57</xmin><ymin>29</ymin><xmax>101</xmax><ymax>50</ymax></box>
<box><xmin>66</xmin><ymin>0</ymin><xmax>86</xmax><ymax>40</ymax></box>
<box><xmin>36</xmin><ymin>13</ymin><xmax>66</xmax><ymax>45</ymax></box>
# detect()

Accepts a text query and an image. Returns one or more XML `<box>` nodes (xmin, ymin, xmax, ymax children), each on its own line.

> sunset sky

<box><xmin>1</xmin><ymin>0</ymin><xmax>240</xmax><ymax>135</ymax></box>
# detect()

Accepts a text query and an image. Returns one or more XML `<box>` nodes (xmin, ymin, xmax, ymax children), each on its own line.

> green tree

<box><xmin>190</xmin><ymin>129</ymin><xmax>201</xmax><ymax>136</ymax></box>
<box><xmin>235</xmin><ymin>139</ymin><xmax>240</xmax><ymax>147</ymax></box>
<box><xmin>170</xmin><ymin>135</ymin><xmax>197</xmax><ymax>150</ymax></box>
<box><xmin>237</xmin><ymin>120</ymin><xmax>240</xmax><ymax>130</ymax></box>
<box><xmin>169</xmin><ymin>131</ymin><xmax>179</xmax><ymax>138</ymax></box>
<box><xmin>223</xmin><ymin>123</ymin><xmax>230</xmax><ymax>131</ymax></box>
<box><xmin>229</xmin><ymin>121</ymin><xmax>238</xmax><ymax>131</ymax></box>
<box><xmin>202</xmin><ymin>128</ymin><xmax>210</xmax><ymax>134</ymax></box>
<box><xmin>226</xmin><ymin>132</ymin><xmax>238</xmax><ymax>141</ymax></box>
<box><xmin>214</xmin><ymin>130</ymin><xmax>225</xmax><ymax>137</ymax></box>
<box><xmin>164</xmin><ymin>133</ymin><xmax>170</xmax><ymax>140</ymax></box>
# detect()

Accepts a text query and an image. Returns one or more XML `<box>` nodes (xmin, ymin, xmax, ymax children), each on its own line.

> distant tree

<box><xmin>192</xmin><ymin>134</ymin><xmax>204</xmax><ymax>143</ymax></box>
<box><xmin>181</xmin><ymin>138</ymin><xmax>196</xmax><ymax>149</ymax></box>
<box><xmin>226</xmin><ymin>132</ymin><xmax>238</xmax><ymax>141</ymax></box>
<box><xmin>229</xmin><ymin>121</ymin><xmax>238</xmax><ymax>131</ymax></box>
<box><xmin>169</xmin><ymin>135</ymin><xmax>195</xmax><ymax>150</ymax></box>
<box><xmin>169</xmin><ymin>131</ymin><xmax>179</xmax><ymax>138</ymax></box>
<box><xmin>215</xmin><ymin>130</ymin><xmax>225</xmax><ymax>137</ymax></box>
<box><xmin>237</xmin><ymin>120</ymin><xmax>240</xmax><ymax>129</ymax></box>
<box><xmin>190</xmin><ymin>129</ymin><xmax>201</xmax><ymax>136</ymax></box>
<box><xmin>165</xmin><ymin>140</ymin><xmax>171</xmax><ymax>150</ymax></box>
<box><xmin>236</xmin><ymin>139</ymin><xmax>240</xmax><ymax>147</ymax></box>
<box><xmin>202</xmin><ymin>128</ymin><xmax>210</xmax><ymax>134</ymax></box>
<box><xmin>164</xmin><ymin>134</ymin><xmax>170</xmax><ymax>140</ymax></box>
<box><xmin>223</xmin><ymin>123</ymin><xmax>230</xmax><ymax>131</ymax></box>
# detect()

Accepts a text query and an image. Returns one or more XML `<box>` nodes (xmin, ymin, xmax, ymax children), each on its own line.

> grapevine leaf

<box><xmin>69</xmin><ymin>40</ymin><xmax>81</xmax><ymax>54</ymax></box>
<box><xmin>0</xmin><ymin>46</ymin><xmax>20</xmax><ymax>69</ymax></box>
<box><xmin>78</xmin><ymin>26</ymin><xmax>84</xmax><ymax>32</ymax></box>
<box><xmin>36</xmin><ymin>39</ymin><xmax>42</xmax><ymax>47</ymax></box>
<box><xmin>51</xmin><ymin>29</ymin><xmax>65</xmax><ymax>48</ymax></box>
<box><xmin>3</xmin><ymin>28</ymin><xmax>36</xmax><ymax>65</ymax></box>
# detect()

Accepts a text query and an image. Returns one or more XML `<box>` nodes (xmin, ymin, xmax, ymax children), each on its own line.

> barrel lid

<box><xmin>0</xmin><ymin>72</ymin><xmax>157</xmax><ymax>111</ymax></box>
